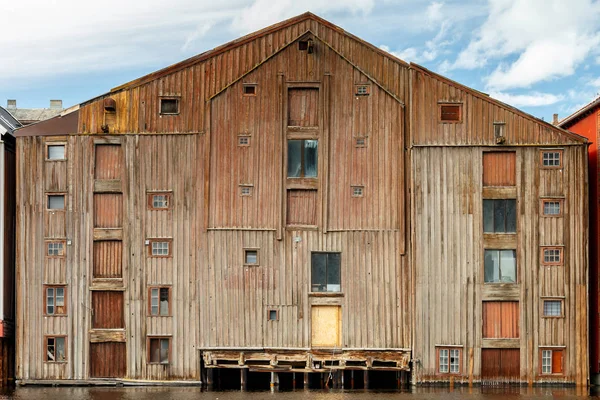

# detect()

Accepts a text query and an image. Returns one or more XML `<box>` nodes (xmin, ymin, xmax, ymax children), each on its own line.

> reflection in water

<box><xmin>0</xmin><ymin>386</ymin><xmax>598</xmax><ymax>400</ymax></box>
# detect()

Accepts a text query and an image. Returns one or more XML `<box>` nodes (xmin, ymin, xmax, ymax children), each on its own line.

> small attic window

<box><xmin>355</xmin><ymin>137</ymin><xmax>367</xmax><ymax>148</ymax></box>
<box><xmin>238</xmin><ymin>135</ymin><xmax>250</xmax><ymax>146</ymax></box>
<box><xmin>160</xmin><ymin>98</ymin><xmax>179</xmax><ymax>115</ymax></box>
<box><xmin>299</xmin><ymin>41</ymin><xmax>308</xmax><ymax>51</ymax></box>
<box><xmin>439</xmin><ymin>103</ymin><xmax>462</xmax><ymax>123</ymax></box>
<box><xmin>243</xmin><ymin>84</ymin><xmax>257</xmax><ymax>96</ymax></box>
<box><xmin>355</xmin><ymin>85</ymin><xmax>370</xmax><ymax>96</ymax></box>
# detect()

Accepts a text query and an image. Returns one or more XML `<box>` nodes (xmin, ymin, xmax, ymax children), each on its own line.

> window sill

<box><xmin>309</xmin><ymin>292</ymin><xmax>344</xmax><ymax>297</ymax></box>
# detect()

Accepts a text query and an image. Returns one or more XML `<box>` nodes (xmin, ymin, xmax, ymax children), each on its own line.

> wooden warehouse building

<box><xmin>15</xmin><ymin>13</ymin><xmax>589</xmax><ymax>386</ymax></box>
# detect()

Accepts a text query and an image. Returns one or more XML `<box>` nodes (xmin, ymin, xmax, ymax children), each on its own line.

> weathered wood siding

<box><xmin>17</xmin><ymin>135</ymin><xmax>202</xmax><ymax>380</ymax></box>
<box><xmin>412</xmin><ymin>145</ymin><xmax>588</xmax><ymax>384</ymax></box>
<box><xmin>77</xmin><ymin>16</ymin><xmax>409</xmax><ymax>135</ymax></box>
<box><xmin>208</xmin><ymin>37</ymin><xmax>404</xmax><ymax>232</ymax></box>
<box><xmin>201</xmin><ymin>230</ymin><xmax>410</xmax><ymax>349</ymax></box>
<box><xmin>411</xmin><ymin>68</ymin><xmax>584</xmax><ymax>146</ymax></box>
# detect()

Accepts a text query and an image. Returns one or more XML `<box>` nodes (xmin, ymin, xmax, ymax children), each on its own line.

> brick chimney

<box><xmin>553</xmin><ymin>113</ymin><xmax>559</xmax><ymax>125</ymax></box>
<box><xmin>6</xmin><ymin>100</ymin><xmax>16</xmax><ymax>110</ymax></box>
<box><xmin>50</xmin><ymin>99</ymin><xmax>63</xmax><ymax>109</ymax></box>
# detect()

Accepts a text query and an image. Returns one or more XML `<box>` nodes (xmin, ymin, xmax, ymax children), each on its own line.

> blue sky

<box><xmin>2</xmin><ymin>0</ymin><xmax>600</xmax><ymax>122</ymax></box>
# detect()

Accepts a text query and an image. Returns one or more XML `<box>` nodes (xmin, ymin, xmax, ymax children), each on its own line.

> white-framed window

<box><xmin>438</xmin><ymin>347</ymin><xmax>461</xmax><ymax>374</ymax></box>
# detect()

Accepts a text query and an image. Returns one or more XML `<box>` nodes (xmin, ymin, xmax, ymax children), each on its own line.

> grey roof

<box><xmin>0</xmin><ymin>106</ymin><xmax>21</xmax><ymax>135</ymax></box>
<box><xmin>7</xmin><ymin>107</ymin><xmax>64</xmax><ymax>124</ymax></box>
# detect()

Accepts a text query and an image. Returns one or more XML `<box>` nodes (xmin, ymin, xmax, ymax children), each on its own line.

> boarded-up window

<box><xmin>95</xmin><ymin>144</ymin><xmax>123</xmax><ymax>180</ymax></box>
<box><xmin>92</xmin><ymin>291</ymin><xmax>124</xmax><ymax>329</ymax></box>
<box><xmin>288</xmin><ymin>88</ymin><xmax>318</xmax><ymax>127</ymax></box>
<box><xmin>93</xmin><ymin>241</ymin><xmax>123</xmax><ymax>278</ymax></box>
<box><xmin>439</xmin><ymin>103</ymin><xmax>462</xmax><ymax>122</ymax></box>
<box><xmin>311</xmin><ymin>305</ymin><xmax>341</xmax><ymax>347</ymax></box>
<box><xmin>481</xmin><ymin>349</ymin><xmax>520</xmax><ymax>382</ymax></box>
<box><xmin>287</xmin><ymin>189</ymin><xmax>318</xmax><ymax>225</ymax></box>
<box><xmin>483</xmin><ymin>152</ymin><xmax>516</xmax><ymax>186</ymax></box>
<box><xmin>94</xmin><ymin>194</ymin><xmax>123</xmax><ymax>228</ymax></box>
<box><xmin>483</xmin><ymin>301</ymin><xmax>519</xmax><ymax>338</ymax></box>
<box><xmin>90</xmin><ymin>342</ymin><xmax>126</xmax><ymax>378</ymax></box>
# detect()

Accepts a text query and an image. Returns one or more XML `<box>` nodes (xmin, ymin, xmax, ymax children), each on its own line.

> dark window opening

<box><xmin>311</xmin><ymin>252</ymin><xmax>341</xmax><ymax>292</ymax></box>
<box><xmin>148</xmin><ymin>337</ymin><xmax>170</xmax><ymax>364</ymax></box>
<box><xmin>483</xmin><ymin>199</ymin><xmax>517</xmax><ymax>233</ymax></box>
<box><xmin>288</xmin><ymin>139</ymin><xmax>318</xmax><ymax>178</ymax></box>
<box><xmin>243</xmin><ymin>85</ymin><xmax>256</xmax><ymax>96</ymax></box>
<box><xmin>355</xmin><ymin>137</ymin><xmax>366</xmax><ymax>147</ymax></box>
<box><xmin>160</xmin><ymin>98</ymin><xmax>179</xmax><ymax>115</ymax></box>
<box><xmin>268</xmin><ymin>309</ymin><xmax>278</xmax><ymax>321</ymax></box>
<box><xmin>440</xmin><ymin>104</ymin><xmax>462</xmax><ymax>122</ymax></box>
<box><xmin>484</xmin><ymin>249</ymin><xmax>516</xmax><ymax>283</ymax></box>
<box><xmin>299</xmin><ymin>41</ymin><xmax>308</xmax><ymax>51</ymax></box>
<box><xmin>240</xmin><ymin>185</ymin><xmax>253</xmax><ymax>196</ymax></box>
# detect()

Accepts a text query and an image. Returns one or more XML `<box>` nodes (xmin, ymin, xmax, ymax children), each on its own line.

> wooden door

<box><xmin>90</xmin><ymin>342</ymin><xmax>126</xmax><ymax>378</ymax></box>
<box><xmin>92</xmin><ymin>291</ymin><xmax>124</xmax><ymax>329</ymax></box>
<box><xmin>311</xmin><ymin>305</ymin><xmax>341</xmax><ymax>347</ymax></box>
<box><xmin>481</xmin><ymin>349</ymin><xmax>520</xmax><ymax>384</ymax></box>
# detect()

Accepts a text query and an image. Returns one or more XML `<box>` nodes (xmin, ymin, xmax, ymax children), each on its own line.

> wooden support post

<box><xmin>341</xmin><ymin>370</ymin><xmax>345</xmax><ymax>389</ymax></box>
<box><xmin>363</xmin><ymin>370</ymin><xmax>369</xmax><ymax>390</ymax></box>
<box><xmin>206</xmin><ymin>368</ymin><xmax>214</xmax><ymax>391</ymax></box>
<box><xmin>240</xmin><ymin>368</ymin><xmax>247</xmax><ymax>391</ymax></box>
<box><xmin>270</xmin><ymin>371</ymin><xmax>279</xmax><ymax>392</ymax></box>
<box><xmin>303</xmin><ymin>372</ymin><xmax>309</xmax><ymax>389</ymax></box>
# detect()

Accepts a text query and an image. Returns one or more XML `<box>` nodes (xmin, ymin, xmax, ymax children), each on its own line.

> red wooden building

<box><xmin>559</xmin><ymin>101</ymin><xmax>600</xmax><ymax>383</ymax></box>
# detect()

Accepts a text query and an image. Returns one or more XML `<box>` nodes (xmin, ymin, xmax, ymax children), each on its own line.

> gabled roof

<box><xmin>0</xmin><ymin>106</ymin><xmax>21</xmax><ymax>136</ymax></box>
<box><xmin>558</xmin><ymin>96</ymin><xmax>600</xmax><ymax>129</ymax></box>
<box><xmin>107</xmin><ymin>12</ymin><xmax>409</xmax><ymax>97</ymax></box>
<box><xmin>411</xmin><ymin>63</ymin><xmax>588</xmax><ymax>144</ymax></box>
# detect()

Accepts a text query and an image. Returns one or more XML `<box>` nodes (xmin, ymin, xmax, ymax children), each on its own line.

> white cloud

<box><xmin>378</xmin><ymin>2</ymin><xmax>456</xmax><ymax>64</ymax></box>
<box><xmin>490</xmin><ymin>91</ymin><xmax>564</xmax><ymax>107</ymax></box>
<box><xmin>231</xmin><ymin>0</ymin><xmax>374</xmax><ymax>34</ymax></box>
<box><xmin>451</xmin><ymin>0</ymin><xmax>600</xmax><ymax>90</ymax></box>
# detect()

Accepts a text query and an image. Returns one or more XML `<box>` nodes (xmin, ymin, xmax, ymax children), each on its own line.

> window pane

<box><xmin>500</xmin><ymin>250</ymin><xmax>516</xmax><ymax>283</ymax></box>
<box><xmin>47</xmin><ymin>338</ymin><xmax>55</xmax><ymax>361</ymax></box>
<box><xmin>304</xmin><ymin>140</ymin><xmax>318</xmax><ymax>178</ymax></box>
<box><xmin>484</xmin><ymin>250</ymin><xmax>499</xmax><ymax>283</ymax></box>
<box><xmin>48</xmin><ymin>195</ymin><xmax>65</xmax><ymax>210</ymax></box>
<box><xmin>544</xmin><ymin>300</ymin><xmax>561</xmax><ymax>316</ymax></box>
<box><xmin>47</xmin><ymin>288</ymin><xmax>54</xmax><ymax>314</ymax></box>
<box><xmin>542</xmin><ymin>350</ymin><xmax>552</xmax><ymax>374</ymax></box>
<box><xmin>493</xmin><ymin>200</ymin><xmax>506</xmax><ymax>233</ymax></box>
<box><xmin>450</xmin><ymin>349</ymin><xmax>460</xmax><ymax>373</ymax></box>
<box><xmin>56</xmin><ymin>288</ymin><xmax>64</xmax><ymax>306</ymax></box>
<box><xmin>56</xmin><ymin>337</ymin><xmax>66</xmax><ymax>361</ymax></box>
<box><xmin>48</xmin><ymin>145</ymin><xmax>65</xmax><ymax>160</ymax></box>
<box><xmin>483</xmin><ymin>200</ymin><xmax>494</xmax><ymax>233</ymax></box>
<box><xmin>151</xmin><ymin>288</ymin><xmax>159</xmax><ymax>316</ymax></box>
<box><xmin>245</xmin><ymin>250</ymin><xmax>257</xmax><ymax>264</ymax></box>
<box><xmin>326</xmin><ymin>253</ymin><xmax>341</xmax><ymax>292</ymax></box>
<box><xmin>311</xmin><ymin>253</ymin><xmax>327</xmax><ymax>292</ymax></box>
<box><xmin>150</xmin><ymin>339</ymin><xmax>160</xmax><ymax>363</ymax></box>
<box><xmin>439</xmin><ymin>349</ymin><xmax>449</xmax><ymax>373</ymax></box>
<box><xmin>287</xmin><ymin>140</ymin><xmax>302</xmax><ymax>177</ymax></box>
<box><xmin>505</xmin><ymin>199</ymin><xmax>517</xmax><ymax>233</ymax></box>
<box><xmin>160</xmin><ymin>339</ymin><xmax>169</xmax><ymax>363</ymax></box>
<box><xmin>160</xmin><ymin>288</ymin><xmax>169</xmax><ymax>316</ymax></box>
<box><xmin>269</xmin><ymin>310</ymin><xmax>278</xmax><ymax>320</ymax></box>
